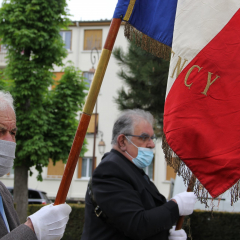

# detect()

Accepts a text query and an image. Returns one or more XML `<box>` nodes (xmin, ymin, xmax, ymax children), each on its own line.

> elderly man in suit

<box><xmin>0</xmin><ymin>90</ymin><xmax>71</xmax><ymax>240</ymax></box>
<box><xmin>82</xmin><ymin>109</ymin><xmax>196</xmax><ymax>240</ymax></box>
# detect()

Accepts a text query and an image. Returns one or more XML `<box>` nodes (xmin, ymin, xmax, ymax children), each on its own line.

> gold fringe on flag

<box><xmin>162</xmin><ymin>133</ymin><xmax>240</xmax><ymax>209</ymax></box>
<box><xmin>124</xmin><ymin>22</ymin><xmax>171</xmax><ymax>61</ymax></box>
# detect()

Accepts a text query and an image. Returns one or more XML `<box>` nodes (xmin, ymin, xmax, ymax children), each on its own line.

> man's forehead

<box><xmin>134</xmin><ymin>121</ymin><xmax>153</xmax><ymax>134</ymax></box>
<box><xmin>0</xmin><ymin>107</ymin><xmax>16</xmax><ymax>128</ymax></box>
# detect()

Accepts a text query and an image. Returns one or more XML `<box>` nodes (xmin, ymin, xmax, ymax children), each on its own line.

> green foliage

<box><xmin>46</xmin><ymin>64</ymin><xmax>88</xmax><ymax>165</ymax></box>
<box><xmin>113</xmin><ymin>41</ymin><xmax>170</xmax><ymax>136</ymax></box>
<box><xmin>0</xmin><ymin>0</ymin><xmax>87</xmax><ymax>180</ymax></box>
<box><xmin>0</xmin><ymin>0</ymin><xmax>70</xmax><ymax>69</ymax></box>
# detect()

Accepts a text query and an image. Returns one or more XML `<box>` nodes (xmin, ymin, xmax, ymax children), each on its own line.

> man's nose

<box><xmin>147</xmin><ymin>139</ymin><xmax>155</xmax><ymax>148</ymax></box>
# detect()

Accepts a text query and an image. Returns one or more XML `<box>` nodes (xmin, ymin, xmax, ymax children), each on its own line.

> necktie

<box><xmin>0</xmin><ymin>195</ymin><xmax>10</xmax><ymax>232</ymax></box>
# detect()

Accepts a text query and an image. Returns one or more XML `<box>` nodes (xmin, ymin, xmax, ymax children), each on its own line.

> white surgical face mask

<box><xmin>0</xmin><ymin>140</ymin><xmax>16</xmax><ymax>177</ymax></box>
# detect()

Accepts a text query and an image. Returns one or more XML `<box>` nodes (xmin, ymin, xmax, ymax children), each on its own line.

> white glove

<box><xmin>28</xmin><ymin>203</ymin><xmax>71</xmax><ymax>240</ymax></box>
<box><xmin>169</xmin><ymin>226</ymin><xmax>187</xmax><ymax>240</ymax></box>
<box><xmin>172</xmin><ymin>191</ymin><xmax>197</xmax><ymax>216</ymax></box>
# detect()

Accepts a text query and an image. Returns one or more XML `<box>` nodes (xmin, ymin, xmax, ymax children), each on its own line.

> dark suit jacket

<box><xmin>0</xmin><ymin>181</ymin><xmax>37</xmax><ymax>240</ymax></box>
<box><xmin>81</xmin><ymin>149</ymin><xmax>179</xmax><ymax>240</ymax></box>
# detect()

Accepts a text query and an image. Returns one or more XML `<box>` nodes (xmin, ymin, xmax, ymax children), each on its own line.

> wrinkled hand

<box><xmin>168</xmin><ymin>226</ymin><xmax>187</xmax><ymax>240</ymax></box>
<box><xmin>172</xmin><ymin>191</ymin><xmax>197</xmax><ymax>216</ymax></box>
<box><xmin>28</xmin><ymin>203</ymin><xmax>71</xmax><ymax>240</ymax></box>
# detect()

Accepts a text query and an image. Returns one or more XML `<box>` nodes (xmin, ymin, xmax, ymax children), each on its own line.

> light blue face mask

<box><xmin>125</xmin><ymin>136</ymin><xmax>154</xmax><ymax>169</ymax></box>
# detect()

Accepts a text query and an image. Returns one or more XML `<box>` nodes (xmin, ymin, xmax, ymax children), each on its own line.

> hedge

<box><xmin>183</xmin><ymin>210</ymin><xmax>240</xmax><ymax>240</ymax></box>
<box><xmin>28</xmin><ymin>205</ymin><xmax>240</xmax><ymax>240</ymax></box>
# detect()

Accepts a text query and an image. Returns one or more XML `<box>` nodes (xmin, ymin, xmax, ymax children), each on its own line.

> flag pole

<box><xmin>175</xmin><ymin>174</ymin><xmax>196</xmax><ymax>230</ymax></box>
<box><xmin>54</xmin><ymin>18</ymin><xmax>122</xmax><ymax>205</ymax></box>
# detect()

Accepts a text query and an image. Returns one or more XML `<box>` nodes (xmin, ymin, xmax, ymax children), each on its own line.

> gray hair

<box><xmin>111</xmin><ymin>109</ymin><xmax>154</xmax><ymax>145</ymax></box>
<box><xmin>0</xmin><ymin>91</ymin><xmax>15</xmax><ymax>112</ymax></box>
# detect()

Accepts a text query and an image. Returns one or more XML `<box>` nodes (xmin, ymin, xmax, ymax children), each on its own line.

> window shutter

<box><xmin>166</xmin><ymin>164</ymin><xmax>177</xmax><ymax>181</ymax></box>
<box><xmin>152</xmin><ymin>158</ymin><xmax>155</xmax><ymax>180</ymax></box>
<box><xmin>52</xmin><ymin>72</ymin><xmax>65</xmax><ymax>89</ymax></box>
<box><xmin>82</xmin><ymin>113</ymin><xmax>98</xmax><ymax>133</ymax></box>
<box><xmin>84</xmin><ymin>30</ymin><xmax>102</xmax><ymax>50</ymax></box>
<box><xmin>78</xmin><ymin>157</ymin><xmax>82</xmax><ymax>178</ymax></box>
<box><xmin>47</xmin><ymin>159</ymin><xmax>65</xmax><ymax>178</ymax></box>
<box><xmin>93</xmin><ymin>157</ymin><xmax>97</xmax><ymax>170</ymax></box>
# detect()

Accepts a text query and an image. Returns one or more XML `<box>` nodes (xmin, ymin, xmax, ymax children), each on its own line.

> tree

<box><xmin>0</xmin><ymin>0</ymin><xmax>87</xmax><ymax>223</ymax></box>
<box><xmin>113</xmin><ymin>41</ymin><xmax>170</xmax><ymax>136</ymax></box>
<box><xmin>46</xmin><ymin>64</ymin><xmax>88</xmax><ymax>166</ymax></box>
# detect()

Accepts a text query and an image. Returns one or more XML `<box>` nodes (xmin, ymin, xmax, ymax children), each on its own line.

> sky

<box><xmin>66</xmin><ymin>0</ymin><xmax>118</xmax><ymax>21</ymax></box>
<box><xmin>0</xmin><ymin>0</ymin><xmax>119</xmax><ymax>21</ymax></box>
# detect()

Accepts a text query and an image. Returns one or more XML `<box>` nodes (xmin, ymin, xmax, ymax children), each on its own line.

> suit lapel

<box><xmin>115</xmin><ymin>150</ymin><xmax>167</xmax><ymax>204</ymax></box>
<box><xmin>0</xmin><ymin>182</ymin><xmax>20</xmax><ymax>231</ymax></box>
<box><xmin>139</xmin><ymin>171</ymin><xmax>166</xmax><ymax>204</ymax></box>
<box><xmin>0</xmin><ymin>213</ymin><xmax>8</xmax><ymax>237</ymax></box>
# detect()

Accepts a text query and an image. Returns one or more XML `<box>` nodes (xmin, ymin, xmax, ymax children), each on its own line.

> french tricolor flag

<box><xmin>114</xmin><ymin>0</ymin><xmax>240</xmax><ymax>198</ymax></box>
<box><xmin>164</xmin><ymin>1</ymin><xmax>240</xmax><ymax>198</ymax></box>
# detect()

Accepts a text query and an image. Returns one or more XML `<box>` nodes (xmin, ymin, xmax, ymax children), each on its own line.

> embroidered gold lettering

<box><xmin>171</xmin><ymin>56</ymin><xmax>188</xmax><ymax>78</ymax></box>
<box><xmin>184</xmin><ymin>65</ymin><xmax>202</xmax><ymax>89</ymax></box>
<box><xmin>201</xmin><ymin>72</ymin><xmax>220</xmax><ymax>96</ymax></box>
<box><xmin>171</xmin><ymin>50</ymin><xmax>175</xmax><ymax>58</ymax></box>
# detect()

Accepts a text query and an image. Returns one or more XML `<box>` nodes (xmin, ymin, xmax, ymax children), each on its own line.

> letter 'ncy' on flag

<box><xmin>163</xmin><ymin>0</ymin><xmax>240</xmax><ymax>204</ymax></box>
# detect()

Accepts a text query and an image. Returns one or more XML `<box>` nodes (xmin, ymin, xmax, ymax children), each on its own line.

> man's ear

<box><xmin>117</xmin><ymin>134</ymin><xmax>127</xmax><ymax>151</ymax></box>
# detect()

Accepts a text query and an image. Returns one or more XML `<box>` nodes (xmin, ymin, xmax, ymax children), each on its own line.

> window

<box><xmin>78</xmin><ymin>157</ymin><xmax>96</xmax><ymax>179</ymax></box>
<box><xmin>144</xmin><ymin>159</ymin><xmax>154</xmax><ymax>180</ymax></box>
<box><xmin>0</xmin><ymin>44</ymin><xmax>7</xmax><ymax>63</ymax></box>
<box><xmin>84</xmin><ymin>30</ymin><xmax>102</xmax><ymax>50</ymax></box>
<box><xmin>28</xmin><ymin>190</ymin><xmax>41</xmax><ymax>199</ymax></box>
<box><xmin>82</xmin><ymin>157</ymin><xmax>92</xmax><ymax>178</ymax></box>
<box><xmin>0</xmin><ymin>44</ymin><xmax>7</xmax><ymax>53</ymax></box>
<box><xmin>60</xmin><ymin>31</ymin><xmax>72</xmax><ymax>51</ymax></box>
<box><xmin>47</xmin><ymin>159</ymin><xmax>65</xmax><ymax>178</ymax></box>
<box><xmin>83</xmin><ymin>71</ymin><xmax>94</xmax><ymax>89</ymax></box>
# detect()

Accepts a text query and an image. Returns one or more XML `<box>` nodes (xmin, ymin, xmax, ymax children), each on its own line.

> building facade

<box><xmin>0</xmin><ymin>20</ymin><xmax>176</xmax><ymax>202</ymax></box>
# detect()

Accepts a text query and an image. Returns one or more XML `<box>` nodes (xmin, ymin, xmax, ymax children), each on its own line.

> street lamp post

<box><xmin>98</xmin><ymin>131</ymin><xmax>106</xmax><ymax>155</ymax></box>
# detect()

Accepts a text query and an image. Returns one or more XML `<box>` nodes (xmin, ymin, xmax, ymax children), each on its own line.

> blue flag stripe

<box><xmin>113</xmin><ymin>0</ymin><xmax>178</xmax><ymax>47</ymax></box>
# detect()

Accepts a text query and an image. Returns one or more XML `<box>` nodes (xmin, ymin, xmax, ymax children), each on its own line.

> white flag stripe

<box><xmin>166</xmin><ymin>0</ymin><xmax>240</xmax><ymax>97</ymax></box>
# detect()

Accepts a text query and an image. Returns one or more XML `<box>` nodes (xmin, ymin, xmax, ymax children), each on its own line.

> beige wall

<box><xmin>1</xmin><ymin>21</ymin><xmax>174</xmax><ymax>201</ymax></box>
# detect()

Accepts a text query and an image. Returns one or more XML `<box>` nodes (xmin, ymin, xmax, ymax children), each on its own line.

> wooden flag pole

<box><xmin>175</xmin><ymin>174</ymin><xmax>196</xmax><ymax>230</ymax></box>
<box><xmin>54</xmin><ymin>18</ymin><xmax>122</xmax><ymax>205</ymax></box>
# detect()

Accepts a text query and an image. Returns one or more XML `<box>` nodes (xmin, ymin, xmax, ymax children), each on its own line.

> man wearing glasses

<box><xmin>82</xmin><ymin>109</ymin><xmax>196</xmax><ymax>240</ymax></box>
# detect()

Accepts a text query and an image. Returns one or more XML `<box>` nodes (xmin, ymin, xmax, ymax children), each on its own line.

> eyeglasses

<box><xmin>125</xmin><ymin>133</ymin><xmax>157</xmax><ymax>143</ymax></box>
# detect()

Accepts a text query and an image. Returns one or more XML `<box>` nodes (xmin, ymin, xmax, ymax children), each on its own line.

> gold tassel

<box><xmin>124</xmin><ymin>22</ymin><xmax>171</xmax><ymax>61</ymax></box>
